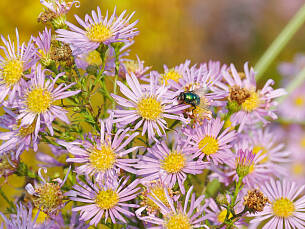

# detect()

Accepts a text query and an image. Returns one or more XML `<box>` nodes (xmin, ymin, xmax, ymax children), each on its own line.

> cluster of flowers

<box><xmin>0</xmin><ymin>1</ymin><xmax>305</xmax><ymax>229</ymax></box>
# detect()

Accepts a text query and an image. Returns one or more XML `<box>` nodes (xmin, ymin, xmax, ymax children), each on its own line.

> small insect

<box><xmin>177</xmin><ymin>87</ymin><xmax>212</xmax><ymax>126</ymax></box>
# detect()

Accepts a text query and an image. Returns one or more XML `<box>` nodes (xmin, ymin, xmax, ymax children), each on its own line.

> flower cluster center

<box><xmin>86</xmin><ymin>23</ymin><xmax>113</xmax><ymax>42</ymax></box>
<box><xmin>161</xmin><ymin>151</ymin><xmax>186</xmax><ymax>173</ymax></box>
<box><xmin>272</xmin><ymin>197</ymin><xmax>295</xmax><ymax>218</ymax></box>
<box><xmin>26</xmin><ymin>88</ymin><xmax>53</xmax><ymax>113</ymax></box>
<box><xmin>166</xmin><ymin>213</ymin><xmax>191</xmax><ymax>229</ymax></box>
<box><xmin>198</xmin><ymin>136</ymin><xmax>219</xmax><ymax>155</ymax></box>
<box><xmin>162</xmin><ymin>70</ymin><xmax>182</xmax><ymax>85</ymax></box>
<box><xmin>241</xmin><ymin>91</ymin><xmax>260</xmax><ymax>112</ymax></box>
<box><xmin>95</xmin><ymin>189</ymin><xmax>119</xmax><ymax>209</ymax></box>
<box><xmin>137</xmin><ymin>96</ymin><xmax>163</xmax><ymax>120</ymax></box>
<box><xmin>2</xmin><ymin>59</ymin><xmax>23</xmax><ymax>86</ymax></box>
<box><xmin>145</xmin><ymin>186</ymin><xmax>169</xmax><ymax>212</ymax></box>
<box><xmin>229</xmin><ymin>85</ymin><xmax>250</xmax><ymax>105</ymax></box>
<box><xmin>294</xmin><ymin>96</ymin><xmax>305</xmax><ymax>107</ymax></box>
<box><xmin>89</xmin><ymin>145</ymin><xmax>116</xmax><ymax>172</ymax></box>
<box><xmin>33</xmin><ymin>183</ymin><xmax>63</xmax><ymax>214</ymax></box>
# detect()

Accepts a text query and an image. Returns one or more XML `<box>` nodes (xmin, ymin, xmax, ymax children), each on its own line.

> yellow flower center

<box><xmin>249</xmin><ymin>164</ymin><xmax>255</xmax><ymax>174</ymax></box>
<box><xmin>89</xmin><ymin>145</ymin><xmax>116</xmax><ymax>172</ymax></box>
<box><xmin>32</xmin><ymin>208</ymin><xmax>48</xmax><ymax>224</ymax></box>
<box><xmin>223</xmin><ymin>119</ymin><xmax>235</xmax><ymax>131</ymax></box>
<box><xmin>18</xmin><ymin>122</ymin><xmax>36</xmax><ymax>137</ymax></box>
<box><xmin>161</xmin><ymin>151</ymin><xmax>186</xmax><ymax>173</ymax></box>
<box><xmin>85</xmin><ymin>50</ymin><xmax>103</xmax><ymax>66</ymax></box>
<box><xmin>252</xmin><ymin>145</ymin><xmax>268</xmax><ymax>163</ymax></box>
<box><xmin>166</xmin><ymin>213</ymin><xmax>191</xmax><ymax>229</ymax></box>
<box><xmin>26</xmin><ymin>88</ymin><xmax>53</xmax><ymax>114</ymax></box>
<box><xmin>294</xmin><ymin>96</ymin><xmax>305</xmax><ymax>107</ymax></box>
<box><xmin>161</xmin><ymin>70</ymin><xmax>182</xmax><ymax>85</ymax></box>
<box><xmin>95</xmin><ymin>189</ymin><xmax>119</xmax><ymax>209</ymax></box>
<box><xmin>198</xmin><ymin>136</ymin><xmax>219</xmax><ymax>155</ymax></box>
<box><xmin>33</xmin><ymin>183</ymin><xmax>63</xmax><ymax>214</ymax></box>
<box><xmin>217</xmin><ymin>209</ymin><xmax>233</xmax><ymax>223</ymax></box>
<box><xmin>124</xmin><ymin>60</ymin><xmax>139</xmax><ymax>74</ymax></box>
<box><xmin>272</xmin><ymin>197</ymin><xmax>295</xmax><ymax>218</ymax></box>
<box><xmin>292</xmin><ymin>163</ymin><xmax>304</xmax><ymax>175</ymax></box>
<box><xmin>145</xmin><ymin>186</ymin><xmax>170</xmax><ymax>211</ymax></box>
<box><xmin>242</xmin><ymin>91</ymin><xmax>260</xmax><ymax>112</ymax></box>
<box><xmin>137</xmin><ymin>96</ymin><xmax>163</xmax><ymax>120</ymax></box>
<box><xmin>86</xmin><ymin>23</ymin><xmax>113</xmax><ymax>42</ymax></box>
<box><xmin>2</xmin><ymin>59</ymin><xmax>23</xmax><ymax>86</ymax></box>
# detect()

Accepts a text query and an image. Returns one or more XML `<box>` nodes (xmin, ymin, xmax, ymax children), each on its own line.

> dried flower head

<box><xmin>244</xmin><ymin>189</ymin><xmax>270</xmax><ymax>214</ymax></box>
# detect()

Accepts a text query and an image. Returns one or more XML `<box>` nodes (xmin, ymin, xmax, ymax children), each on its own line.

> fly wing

<box><xmin>193</xmin><ymin>87</ymin><xmax>210</xmax><ymax>109</ymax></box>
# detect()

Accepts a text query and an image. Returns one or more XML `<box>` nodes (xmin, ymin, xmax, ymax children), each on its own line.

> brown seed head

<box><xmin>243</xmin><ymin>189</ymin><xmax>270</xmax><ymax>213</ymax></box>
<box><xmin>229</xmin><ymin>85</ymin><xmax>250</xmax><ymax>105</ymax></box>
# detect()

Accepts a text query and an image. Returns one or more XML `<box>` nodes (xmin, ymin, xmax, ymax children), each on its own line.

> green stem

<box><xmin>255</xmin><ymin>3</ymin><xmax>305</xmax><ymax>80</ymax></box>
<box><xmin>231</xmin><ymin>178</ymin><xmax>243</xmax><ymax>208</ymax></box>
<box><xmin>277</xmin><ymin>66</ymin><xmax>305</xmax><ymax>104</ymax></box>
<box><xmin>0</xmin><ymin>188</ymin><xmax>16</xmax><ymax>212</ymax></box>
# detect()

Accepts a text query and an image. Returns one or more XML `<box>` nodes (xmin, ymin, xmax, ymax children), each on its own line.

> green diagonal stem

<box><xmin>255</xmin><ymin>3</ymin><xmax>305</xmax><ymax>80</ymax></box>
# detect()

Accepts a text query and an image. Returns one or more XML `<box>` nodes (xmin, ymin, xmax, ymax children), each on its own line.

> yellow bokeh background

<box><xmin>0</xmin><ymin>0</ymin><xmax>305</xmax><ymax>224</ymax></box>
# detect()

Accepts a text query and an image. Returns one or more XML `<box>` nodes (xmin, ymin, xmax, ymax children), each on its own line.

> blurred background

<box><xmin>0</xmin><ymin>0</ymin><xmax>304</xmax><ymax>83</ymax></box>
<box><xmin>1</xmin><ymin>0</ymin><xmax>305</xmax><ymax>217</ymax></box>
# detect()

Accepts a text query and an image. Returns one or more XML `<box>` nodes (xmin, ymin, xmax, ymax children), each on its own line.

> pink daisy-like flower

<box><xmin>56</xmin><ymin>6</ymin><xmax>138</xmax><ymax>54</ymax></box>
<box><xmin>0</xmin><ymin>203</ymin><xmax>49</xmax><ymax>229</ymax></box>
<box><xmin>119</xmin><ymin>55</ymin><xmax>151</xmax><ymax>79</ymax></box>
<box><xmin>40</xmin><ymin>0</ymin><xmax>80</xmax><ymax>16</ymax></box>
<box><xmin>0</xmin><ymin>108</ymin><xmax>40</xmax><ymax>156</ymax></box>
<box><xmin>248</xmin><ymin>128</ymin><xmax>290</xmax><ymax>174</ymax></box>
<box><xmin>183</xmin><ymin>117</ymin><xmax>237</xmax><ymax>165</ymax></box>
<box><xmin>227</xmin><ymin>143</ymin><xmax>273</xmax><ymax>188</ymax></box>
<box><xmin>278</xmin><ymin>82</ymin><xmax>305</xmax><ymax>122</ymax></box>
<box><xmin>67</xmin><ymin>176</ymin><xmax>140</xmax><ymax>226</ymax></box>
<box><xmin>216</xmin><ymin>62</ymin><xmax>286</xmax><ymax>132</ymax></box>
<box><xmin>58</xmin><ymin>117</ymin><xmax>139</xmax><ymax>181</ymax></box>
<box><xmin>205</xmin><ymin>197</ymin><xmax>244</xmax><ymax>228</ymax></box>
<box><xmin>34</xmin><ymin>27</ymin><xmax>52</xmax><ymax>66</ymax></box>
<box><xmin>25</xmin><ymin>167</ymin><xmax>71</xmax><ymax>216</ymax></box>
<box><xmin>250</xmin><ymin>179</ymin><xmax>305</xmax><ymax>229</ymax></box>
<box><xmin>157</xmin><ymin>60</ymin><xmax>191</xmax><ymax>86</ymax></box>
<box><xmin>0</xmin><ymin>29</ymin><xmax>37</xmax><ymax>104</ymax></box>
<box><xmin>112</xmin><ymin>73</ymin><xmax>189</xmax><ymax>139</ymax></box>
<box><xmin>136</xmin><ymin>186</ymin><xmax>209</xmax><ymax>228</ymax></box>
<box><xmin>15</xmin><ymin>64</ymin><xmax>80</xmax><ymax>138</ymax></box>
<box><xmin>136</xmin><ymin>137</ymin><xmax>207</xmax><ymax>194</ymax></box>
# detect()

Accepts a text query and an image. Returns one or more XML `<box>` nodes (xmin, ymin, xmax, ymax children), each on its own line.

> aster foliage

<box><xmin>0</xmin><ymin>1</ymin><xmax>305</xmax><ymax>229</ymax></box>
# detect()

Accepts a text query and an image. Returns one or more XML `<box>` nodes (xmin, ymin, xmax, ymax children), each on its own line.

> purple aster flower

<box><xmin>250</xmin><ymin>178</ymin><xmax>305</xmax><ymax>229</ymax></box>
<box><xmin>0</xmin><ymin>151</ymin><xmax>18</xmax><ymax>181</ymax></box>
<box><xmin>0</xmin><ymin>203</ymin><xmax>49</xmax><ymax>229</ymax></box>
<box><xmin>67</xmin><ymin>176</ymin><xmax>140</xmax><ymax>226</ymax></box>
<box><xmin>40</xmin><ymin>0</ymin><xmax>80</xmax><ymax>16</ymax></box>
<box><xmin>248</xmin><ymin>128</ymin><xmax>290</xmax><ymax>173</ymax></box>
<box><xmin>227</xmin><ymin>143</ymin><xmax>273</xmax><ymax>188</ymax></box>
<box><xmin>136</xmin><ymin>186</ymin><xmax>209</xmax><ymax>228</ymax></box>
<box><xmin>278</xmin><ymin>82</ymin><xmax>305</xmax><ymax>122</ymax></box>
<box><xmin>216</xmin><ymin>62</ymin><xmax>286</xmax><ymax>132</ymax></box>
<box><xmin>15</xmin><ymin>64</ymin><xmax>80</xmax><ymax>138</ymax></box>
<box><xmin>183</xmin><ymin>117</ymin><xmax>237</xmax><ymax>165</ymax></box>
<box><xmin>119</xmin><ymin>55</ymin><xmax>151</xmax><ymax>79</ymax></box>
<box><xmin>137</xmin><ymin>179</ymin><xmax>180</xmax><ymax>215</ymax></box>
<box><xmin>56</xmin><ymin>6</ymin><xmax>138</xmax><ymax>54</ymax></box>
<box><xmin>34</xmin><ymin>27</ymin><xmax>52</xmax><ymax>66</ymax></box>
<box><xmin>112</xmin><ymin>73</ymin><xmax>189</xmax><ymax>139</ymax></box>
<box><xmin>0</xmin><ymin>29</ymin><xmax>37</xmax><ymax>104</ymax></box>
<box><xmin>0</xmin><ymin>108</ymin><xmax>40</xmax><ymax>156</ymax></box>
<box><xmin>58</xmin><ymin>117</ymin><xmax>139</xmax><ymax>181</ymax></box>
<box><xmin>25</xmin><ymin>167</ymin><xmax>71</xmax><ymax>216</ymax></box>
<box><xmin>157</xmin><ymin>60</ymin><xmax>191</xmax><ymax>86</ymax></box>
<box><xmin>136</xmin><ymin>137</ymin><xmax>207</xmax><ymax>194</ymax></box>
<box><xmin>205</xmin><ymin>196</ymin><xmax>244</xmax><ymax>228</ymax></box>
